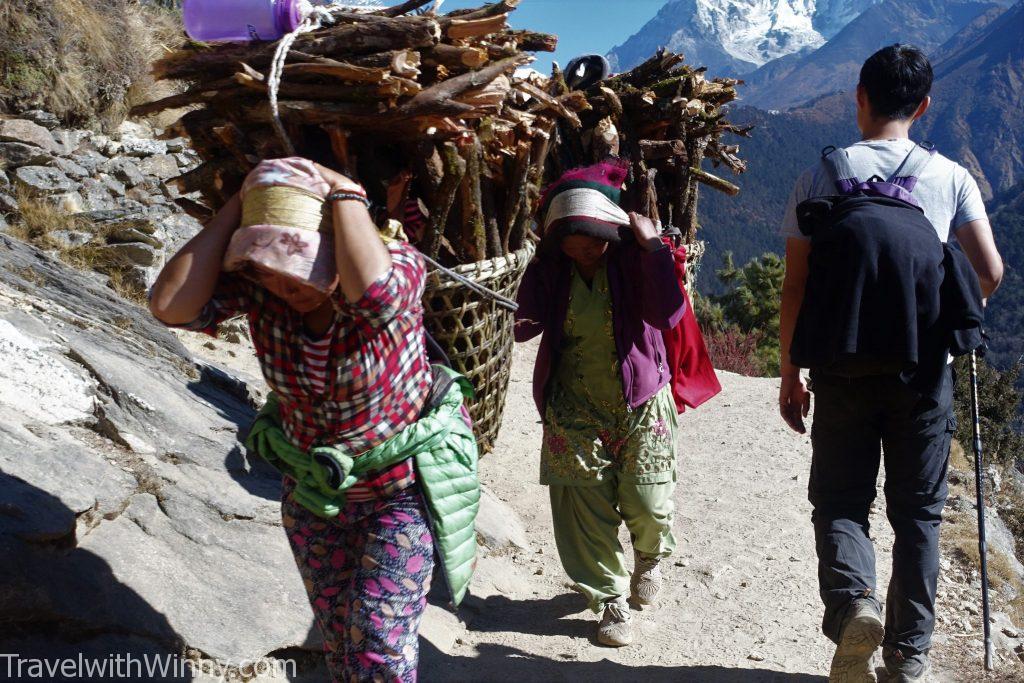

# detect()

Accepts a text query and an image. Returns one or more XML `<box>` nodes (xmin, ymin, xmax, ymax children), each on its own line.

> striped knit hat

<box><xmin>538</xmin><ymin>158</ymin><xmax>631</xmax><ymax>247</ymax></box>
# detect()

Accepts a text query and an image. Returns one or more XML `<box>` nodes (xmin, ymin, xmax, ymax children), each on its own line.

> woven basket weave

<box><xmin>422</xmin><ymin>242</ymin><xmax>535</xmax><ymax>453</ymax></box>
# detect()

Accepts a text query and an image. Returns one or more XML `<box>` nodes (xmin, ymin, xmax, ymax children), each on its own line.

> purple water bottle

<box><xmin>183</xmin><ymin>0</ymin><xmax>306</xmax><ymax>43</ymax></box>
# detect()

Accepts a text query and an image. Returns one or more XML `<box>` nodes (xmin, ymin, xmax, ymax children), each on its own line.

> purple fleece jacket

<box><xmin>514</xmin><ymin>241</ymin><xmax>686</xmax><ymax>416</ymax></box>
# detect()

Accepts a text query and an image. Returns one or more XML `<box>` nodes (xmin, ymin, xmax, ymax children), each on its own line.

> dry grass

<box><xmin>5</xmin><ymin>187</ymin><xmax>97</xmax><ymax>246</ymax></box>
<box><xmin>9</xmin><ymin>189</ymin><xmax>148</xmax><ymax>303</ymax></box>
<box><xmin>0</xmin><ymin>0</ymin><xmax>182</xmax><ymax>128</ymax></box>
<box><xmin>950</xmin><ymin>439</ymin><xmax>973</xmax><ymax>472</ymax></box>
<box><xmin>944</xmin><ymin>446</ymin><xmax>1024</xmax><ymax>626</ymax></box>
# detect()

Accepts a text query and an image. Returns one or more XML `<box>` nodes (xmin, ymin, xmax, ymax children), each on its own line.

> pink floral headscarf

<box><xmin>223</xmin><ymin>157</ymin><xmax>337</xmax><ymax>293</ymax></box>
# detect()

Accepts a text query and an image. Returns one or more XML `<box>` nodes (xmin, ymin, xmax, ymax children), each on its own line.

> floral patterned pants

<box><xmin>282</xmin><ymin>479</ymin><xmax>435</xmax><ymax>683</ymax></box>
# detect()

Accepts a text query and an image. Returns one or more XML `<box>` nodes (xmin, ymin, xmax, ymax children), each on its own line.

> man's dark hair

<box><xmin>858</xmin><ymin>44</ymin><xmax>933</xmax><ymax>120</ymax></box>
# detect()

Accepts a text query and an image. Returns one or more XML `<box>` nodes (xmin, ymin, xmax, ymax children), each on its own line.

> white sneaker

<box><xmin>631</xmin><ymin>551</ymin><xmax>663</xmax><ymax>606</ymax></box>
<box><xmin>597</xmin><ymin>597</ymin><xmax>633</xmax><ymax>647</ymax></box>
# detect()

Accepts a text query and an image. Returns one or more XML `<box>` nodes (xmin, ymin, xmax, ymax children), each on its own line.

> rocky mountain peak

<box><xmin>607</xmin><ymin>0</ymin><xmax>882</xmax><ymax>75</ymax></box>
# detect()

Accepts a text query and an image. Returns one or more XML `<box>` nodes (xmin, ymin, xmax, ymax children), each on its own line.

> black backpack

<box><xmin>790</xmin><ymin>142</ymin><xmax>947</xmax><ymax>376</ymax></box>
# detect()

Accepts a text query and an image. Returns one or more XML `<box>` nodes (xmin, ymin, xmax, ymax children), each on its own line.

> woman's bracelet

<box><xmin>327</xmin><ymin>190</ymin><xmax>371</xmax><ymax>209</ymax></box>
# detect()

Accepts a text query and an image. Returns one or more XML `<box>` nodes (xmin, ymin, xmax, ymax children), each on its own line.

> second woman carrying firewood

<box><xmin>514</xmin><ymin>160</ymin><xmax>686</xmax><ymax>646</ymax></box>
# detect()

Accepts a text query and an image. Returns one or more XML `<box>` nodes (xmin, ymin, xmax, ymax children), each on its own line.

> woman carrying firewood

<box><xmin>514</xmin><ymin>160</ymin><xmax>686</xmax><ymax>647</ymax></box>
<box><xmin>149</xmin><ymin>157</ymin><xmax>479</xmax><ymax>682</ymax></box>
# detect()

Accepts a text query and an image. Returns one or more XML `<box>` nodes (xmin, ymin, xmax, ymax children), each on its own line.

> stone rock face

<box><xmin>120</xmin><ymin>137</ymin><xmax>168</xmax><ymax>157</ymax></box>
<box><xmin>51</xmin><ymin>156</ymin><xmax>90</xmax><ymax>180</ymax></box>
<box><xmin>0</xmin><ymin>192</ymin><xmax>16</xmax><ymax>213</ymax></box>
<box><xmin>160</xmin><ymin>213</ymin><xmax>204</xmax><ymax>255</ymax></box>
<box><xmin>0</xmin><ymin>141</ymin><xmax>53</xmax><ymax>169</ymax></box>
<box><xmin>22</xmin><ymin>109</ymin><xmax>61</xmax><ymax>130</ymax></box>
<box><xmin>49</xmin><ymin>229</ymin><xmax>93</xmax><ymax>248</ymax></box>
<box><xmin>50</xmin><ymin>129</ymin><xmax>87</xmax><ymax>156</ymax></box>
<box><xmin>0</xmin><ymin>118</ymin><xmax>57</xmax><ymax>152</ymax></box>
<box><xmin>100</xmin><ymin>241</ymin><xmax>159</xmax><ymax>267</ymax></box>
<box><xmin>138</xmin><ymin>154</ymin><xmax>180</xmax><ymax>180</ymax></box>
<box><xmin>12</xmin><ymin>165</ymin><xmax>76</xmax><ymax>195</ymax></box>
<box><xmin>78</xmin><ymin>178</ymin><xmax>116</xmax><ymax>212</ymax></box>
<box><xmin>0</xmin><ymin>235</ymin><xmax>318</xmax><ymax>667</ymax></box>
<box><xmin>476</xmin><ymin>486</ymin><xmax>531</xmax><ymax>552</ymax></box>
<box><xmin>101</xmin><ymin>158</ymin><xmax>146</xmax><ymax>188</ymax></box>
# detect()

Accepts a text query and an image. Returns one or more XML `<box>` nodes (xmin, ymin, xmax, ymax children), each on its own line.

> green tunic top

<box><xmin>541</xmin><ymin>263</ymin><xmax>678</xmax><ymax>486</ymax></box>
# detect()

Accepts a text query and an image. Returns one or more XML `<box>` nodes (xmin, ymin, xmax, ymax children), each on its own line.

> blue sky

<box><xmin>397</xmin><ymin>0</ymin><xmax>667</xmax><ymax>74</ymax></box>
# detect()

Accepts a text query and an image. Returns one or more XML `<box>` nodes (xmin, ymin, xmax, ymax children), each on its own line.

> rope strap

<box><xmin>267</xmin><ymin>5</ymin><xmax>335</xmax><ymax>155</ymax></box>
<box><xmin>420</xmin><ymin>253</ymin><xmax>520</xmax><ymax>312</ymax></box>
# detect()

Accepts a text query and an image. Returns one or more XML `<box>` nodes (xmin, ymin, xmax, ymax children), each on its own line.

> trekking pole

<box><xmin>969</xmin><ymin>350</ymin><xmax>995</xmax><ymax>671</ymax></box>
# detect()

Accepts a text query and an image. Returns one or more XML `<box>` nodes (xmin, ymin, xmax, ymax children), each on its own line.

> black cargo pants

<box><xmin>808</xmin><ymin>369</ymin><xmax>956</xmax><ymax>656</ymax></box>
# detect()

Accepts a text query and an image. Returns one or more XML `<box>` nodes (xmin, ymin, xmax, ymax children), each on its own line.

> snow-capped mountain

<box><xmin>607</xmin><ymin>0</ymin><xmax>883</xmax><ymax>75</ymax></box>
<box><xmin>740</xmin><ymin>0</ymin><xmax>1013</xmax><ymax>110</ymax></box>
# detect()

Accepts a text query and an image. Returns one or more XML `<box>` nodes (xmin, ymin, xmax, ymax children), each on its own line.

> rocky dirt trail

<box><xmin>416</xmin><ymin>341</ymin><xmax>874</xmax><ymax>682</ymax></box>
<box><xmin>181</xmin><ymin>334</ymin><xmax>1024</xmax><ymax>682</ymax></box>
<box><xmin>414</xmin><ymin>341</ymin><xmax>1023</xmax><ymax>682</ymax></box>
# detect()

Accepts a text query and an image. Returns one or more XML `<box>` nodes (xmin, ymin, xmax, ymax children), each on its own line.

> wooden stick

<box><xmin>378</xmin><ymin>0</ymin><xmax>434</xmax><ymax>17</ymax></box>
<box><xmin>688</xmin><ymin>165</ymin><xmax>738</xmax><ymax>196</ymax></box>
<box><xmin>129</xmin><ymin>78</ymin><xmax>237</xmax><ymax>116</ymax></box>
<box><xmin>234</xmin><ymin>66</ymin><xmax>419</xmax><ymax>100</ymax></box>
<box><xmin>445</xmin><ymin>14</ymin><xmax>509</xmax><ymax>40</ymax></box>
<box><xmin>412</xmin><ymin>140</ymin><xmax>443</xmax><ymax>207</ymax></box>
<box><xmin>323</xmin><ymin>126</ymin><xmax>356</xmax><ymax>177</ymax></box>
<box><xmin>424</xmin><ymin>142</ymin><xmax>466</xmax><ymax>260</ymax></box>
<box><xmin>291</xmin><ymin>48</ymin><xmax>421</xmax><ymax>76</ymax></box>
<box><xmin>503</xmin><ymin>140</ymin><xmax>532</xmax><ymax>253</ymax></box>
<box><xmin>504</xmin><ymin>30</ymin><xmax>557</xmax><ymax>52</ymax></box>
<box><xmin>422</xmin><ymin>44</ymin><xmax>489</xmax><ymax>69</ymax></box>
<box><xmin>212</xmin><ymin>123</ymin><xmax>257</xmax><ymax>170</ymax></box>
<box><xmin>392</xmin><ymin>54</ymin><xmax>530</xmax><ymax>119</ymax></box>
<box><xmin>459</xmin><ymin>135</ymin><xmax>487</xmax><ymax>261</ymax></box>
<box><xmin>152</xmin><ymin>16</ymin><xmax>441</xmax><ymax>81</ymax></box>
<box><xmin>281</xmin><ymin>59</ymin><xmax>392</xmax><ymax>83</ymax></box>
<box><xmin>640</xmin><ymin>139</ymin><xmax>689</xmax><ymax>162</ymax></box>
<box><xmin>445</xmin><ymin>0</ymin><xmax>520</xmax><ymax>21</ymax></box>
<box><xmin>480</xmin><ymin>172</ymin><xmax>504</xmax><ymax>258</ymax></box>
<box><xmin>515</xmin><ymin>80</ymin><xmax>581</xmax><ymax>128</ymax></box>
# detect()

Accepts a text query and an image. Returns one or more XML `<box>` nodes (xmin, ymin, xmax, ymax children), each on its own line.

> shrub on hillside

<box><xmin>953</xmin><ymin>355</ymin><xmax>1024</xmax><ymax>468</ymax></box>
<box><xmin>700</xmin><ymin>325</ymin><xmax>766</xmax><ymax>377</ymax></box>
<box><xmin>0</xmin><ymin>0</ymin><xmax>179</xmax><ymax>127</ymax></box>
<box><xmin>695</xmin><ymin>251</ymin><xmax>784</xmax><ymax>376</ymax></box>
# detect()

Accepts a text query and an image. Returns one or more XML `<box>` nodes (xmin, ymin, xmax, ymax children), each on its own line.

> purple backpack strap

<box><xmin>887</xmin><ymin>141</ymin><xmax>936</xmax><ymax>193</ymax></box>
<box><xmin>821</xmin><ymin>142</ymin><xmax>936</xmax><ymax>209</ymax></box>
<box><xmin>821</xmin><ymin>146</ymin><xmax>860</xmax><ymax>195</ymax></box>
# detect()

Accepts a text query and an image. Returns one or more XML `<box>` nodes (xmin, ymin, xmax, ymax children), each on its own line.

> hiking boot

<box><xmin>631</xmin><ymin>551</ymin><xmax>663</xmax><ymax>606</ymax></box>
<box><xmin>597</xmin><ymin>597</ymin><xmax>633</xmax><ymax>647</ymax></box>
<box><xmin>882</xmin><ymin>648</ymin><xmax>930</xmax><ymax>682</ymax></box>
<box><xmin>829</xmin><ymin>598</ymin><xmax>884</xmax><ymax>682</ymax></box>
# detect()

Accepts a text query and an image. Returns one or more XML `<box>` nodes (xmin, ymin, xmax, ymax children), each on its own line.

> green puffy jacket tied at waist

<box><xmin>245</xmin><ymin>366</ymin><xmax>480</xmax><ymax>605</ymax></box>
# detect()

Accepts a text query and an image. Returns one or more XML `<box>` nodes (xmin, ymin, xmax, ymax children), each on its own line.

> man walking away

<box><xmin>777</xmin><ymin>45</ymin><xmax>1003</xmax><ymax>682</ymax></box>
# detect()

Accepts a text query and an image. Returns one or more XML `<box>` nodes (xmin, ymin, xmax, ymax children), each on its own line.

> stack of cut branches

<box><xmin>544</xmin><ymin>49</ymin><xmax>751</xmax><ymax>245</ymax></box>
<box><xmin>137</xmin><ymin>0</ymin><xmax>579</xmax><ymax>264</ymax></box>
<box><xmin>138</xmin><ymin>1</ymin><xmax>748</xmax><ymax>265</ymax></box>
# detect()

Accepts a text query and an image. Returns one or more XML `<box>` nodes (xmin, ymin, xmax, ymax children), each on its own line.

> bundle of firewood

<box><xmin>542</xmin><ymin>49</ymin><xmax>750</xmax><ymax>244</ymax></box>
<box><xmin>137</xmin><ymin>0</ymin><xmax>747</xmax><ymax>264</ymax></box>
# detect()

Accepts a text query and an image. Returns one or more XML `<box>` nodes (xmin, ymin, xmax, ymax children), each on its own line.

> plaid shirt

<box><xmin>180</xmin><ymin>241</ymin><xmax>432</xmax><ymax>457</ymax></box>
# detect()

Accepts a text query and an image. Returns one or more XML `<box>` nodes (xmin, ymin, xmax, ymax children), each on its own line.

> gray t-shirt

<box><xmin>780</xmin><ymin>138</ymin><xmax>988</xmax><ymax>243</ymax></box>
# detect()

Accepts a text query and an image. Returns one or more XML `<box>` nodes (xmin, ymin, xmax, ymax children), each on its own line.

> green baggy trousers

<box><xmin>549</xmin><ymin>471</ymin><xmax>676</xmax><ymax>612</ymax></box>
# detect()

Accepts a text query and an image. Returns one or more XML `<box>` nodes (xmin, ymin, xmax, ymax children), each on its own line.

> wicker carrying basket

<box><xmin>422</xmin><ymin>242</ymin><xmax>535</xmax><ymax>453</ymax></box>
